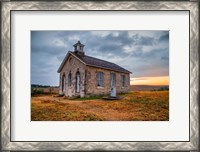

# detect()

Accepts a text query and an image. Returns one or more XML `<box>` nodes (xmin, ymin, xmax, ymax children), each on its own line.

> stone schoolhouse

<box><xmin>57</xmin><ymin>41</ymin><xmax>131</xmax><ymax>97</ymax></box>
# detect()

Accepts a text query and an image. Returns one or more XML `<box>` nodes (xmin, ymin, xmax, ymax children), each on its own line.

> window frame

<box><xmin>121</xmin><ymin>75</ymin><xmax>126</xmax><ymax>87</ymax></box>
<box><xmin>96</xmin><ymin>72</ymin><xmax>104</xmax><ymax>87</ymax></box>
<box><xmin>68</xmin><ymin>72</ymin><xmax>72</xmax><ymax>87</ymax></box>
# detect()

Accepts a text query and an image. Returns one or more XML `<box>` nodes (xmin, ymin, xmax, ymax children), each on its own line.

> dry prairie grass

<box><xmin>31</xmin><ymin>91</ymin><xmax>169</xmax><ymax>121</ymax></box>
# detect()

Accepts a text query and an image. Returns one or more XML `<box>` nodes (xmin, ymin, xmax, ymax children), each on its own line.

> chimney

<box><xmin>73</xmin><ymin>41</ymin><xmax>85</xmax><ymax>56</ymax></box>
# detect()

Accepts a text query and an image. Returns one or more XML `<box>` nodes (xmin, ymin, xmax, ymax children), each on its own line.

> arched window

<box><xmin>68</xmin><ymin>72</ymin><xmax>72</xmax><ymax>86</ymax></box>
<box><xmin>61</xmin><ymin>73</ymin><xmax>66</xmax><ymax>92</ymax></box>
<box><xmin>69</xmin><ymin>57</ymin><xmax>72</xmax><ymax>63</ymax></box>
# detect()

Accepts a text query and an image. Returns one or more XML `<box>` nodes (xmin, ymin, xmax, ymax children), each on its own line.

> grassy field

<box><xmin>31</xmin><ymin>91</ymin><xmax>169</xmax><ymax>121</ymax></box>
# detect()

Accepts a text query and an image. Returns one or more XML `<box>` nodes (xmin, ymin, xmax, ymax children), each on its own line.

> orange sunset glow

<box><xmin>131</xmin><ymin>76</ymin><xmax>169</xmax><ymax>86</ymax></box>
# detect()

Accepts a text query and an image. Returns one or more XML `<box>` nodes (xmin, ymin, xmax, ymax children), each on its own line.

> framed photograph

<box><xmin>1</xmin><ymin>0</ymin><xmax>199</xmax><ymax>151</ymax></box>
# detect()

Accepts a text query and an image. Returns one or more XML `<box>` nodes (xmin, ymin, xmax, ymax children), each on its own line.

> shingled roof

<box><xmin>74</xmin><ymin>52</ymin><xmax>131</xmax><ymax>73</ymax></box>
<box><xmin>57</xmin><ymin>51</ymin><xmax>131</xmax><ymax>74</ymax></box>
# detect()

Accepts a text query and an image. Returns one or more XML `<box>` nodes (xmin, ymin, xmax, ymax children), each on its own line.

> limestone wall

<box><xmin>85</xmin><ymin>66</ymin><xmax>130</xmax><ymax>96</ymax></box>
<box><xmin>59</xmin><ymin>54</ymin><xmax>130</xmax><ymax>97</ymax></box>
<box><xmin>59</xmin><ymin>54</ymin><xmax>86</xmax><ymax>97</ymax></box>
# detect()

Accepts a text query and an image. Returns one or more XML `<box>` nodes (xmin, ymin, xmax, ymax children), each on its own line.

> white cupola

<box><xmin>73</xmin><ymin>41</ymin><xmax>85</xmax><ymax>56</ymax></box>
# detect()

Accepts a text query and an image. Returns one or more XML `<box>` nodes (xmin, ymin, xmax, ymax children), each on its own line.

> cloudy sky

<box><xmin>31</xmin><ymin>31</ymin><xmax>169</xmax><ymax>86</ymax></box>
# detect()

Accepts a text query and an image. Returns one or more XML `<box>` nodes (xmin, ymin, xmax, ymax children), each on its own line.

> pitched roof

<box><xmin>57</xmin><ymin>51</ymin><xmax>132</xmax><ymax>74</ymax></box>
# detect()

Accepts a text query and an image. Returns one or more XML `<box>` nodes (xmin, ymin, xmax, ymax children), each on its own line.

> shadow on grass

<box><xmin>68</xmin><ymin>95</ymin><xmax>104</xmax><ymax>101</ymax></box>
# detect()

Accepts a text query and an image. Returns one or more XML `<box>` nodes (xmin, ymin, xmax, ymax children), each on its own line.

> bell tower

<box><xmin>73</xmin><ymin>41</ymin><xmax>85</xmax><ymax>56</ymax></box>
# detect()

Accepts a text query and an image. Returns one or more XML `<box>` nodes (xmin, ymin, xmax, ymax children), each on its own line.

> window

<box><xmin>68</xmin><ymin>72</ymin><xmax>72</xmax><ymax>86</ymax></box>
<box><xmin>121</xmin><ymin>75</ymin><xmax>126</xmax><ymax>87</ymax></box>
<box><xmin>96</xmin><ymin>72</ymin><xmax>104</xmax><ymax>87</ymax></box>
<box><xmin>61</xmin><ymin>73</ymin><xmax>66</xmax><ymax>92</ymax></box>
<box><xmin>69</xmin><ymin>57</ymin><xmax>72</xmax><ymax>63</ymax></box>
<box><xmin>110</xmin><ymin>73</ymin><xmax>116</xmax><ymax>87</ymax></box>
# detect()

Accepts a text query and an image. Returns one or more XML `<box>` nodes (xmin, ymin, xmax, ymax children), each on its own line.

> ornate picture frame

<box><xmin>1</xmin><ymin>1</ymin><xmax>199</xmax><ymax>151</ymax></box>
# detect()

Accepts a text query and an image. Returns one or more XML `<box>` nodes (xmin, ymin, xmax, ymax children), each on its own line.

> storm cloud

<box><xmin>31</xmin><ymin>31</ymin><xmax>169</xmax><ymax>86</ymax></box>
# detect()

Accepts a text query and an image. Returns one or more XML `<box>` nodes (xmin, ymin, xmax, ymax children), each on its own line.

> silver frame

<box><xmin>1</xmin><ymin>1</ymin><xmax>199</xmax><ymax>151</ymax></box>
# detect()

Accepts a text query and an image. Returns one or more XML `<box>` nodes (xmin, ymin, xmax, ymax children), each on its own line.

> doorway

<box><xmin>110</xmin><ymin>73</ymin><xmax>116</xmax><ymax>87</ymax></box>
<box><xmin>76</xmin><ymin>71</ymin><xmax>80</xmax><ymax>93</ymax></box>
<box><xmin>61</xmin><ymin>73</ymin><xmax>66</xmax><ymax>93</ymax></box>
